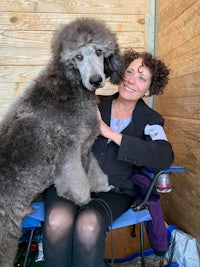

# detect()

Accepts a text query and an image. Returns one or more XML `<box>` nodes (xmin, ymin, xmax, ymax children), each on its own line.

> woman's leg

<box><xmin>43</xmin><ymin>186</ymin><xmax>78</xmax><ymax>267</ymax></box>
<box><xmin>73</xmin><ymin>204</ymin><xmax>106</xmax><ymax>267</ymax></box>
<box><xmin>73</xmin><ymin>191</ymin><xmax>133</xmax><ymax>267</ymax></box>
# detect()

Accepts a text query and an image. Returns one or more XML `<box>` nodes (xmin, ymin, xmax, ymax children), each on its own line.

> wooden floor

<box><xmin>104</xmin><ymin>254</ymin><xmax>168</xmax><ymax>267</ymax></box>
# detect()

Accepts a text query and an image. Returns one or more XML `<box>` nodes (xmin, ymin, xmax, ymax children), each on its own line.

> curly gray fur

<box><xmin>0</xmin><ymin>17</ymin><xmax>122</xmax><ymax>266</ymax></box>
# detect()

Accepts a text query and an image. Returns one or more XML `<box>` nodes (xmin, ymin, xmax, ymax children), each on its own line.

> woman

<box><xmin>43</xmin><ymin>49</ymin><xmax>174</xmax><ymax>267</ymax></box>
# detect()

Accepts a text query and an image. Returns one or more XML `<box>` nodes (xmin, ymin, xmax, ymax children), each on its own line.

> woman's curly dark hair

<box><xmin>121</xmin><ymin>49</ymin><xmax>170</xmax><ymax>96</ymax></box>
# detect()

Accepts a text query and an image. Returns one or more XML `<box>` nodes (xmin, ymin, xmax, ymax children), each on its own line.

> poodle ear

<box><xmin>104</xmin><ymin>52</ymin><xmax>123</xmax><ymax>85</ymax></box>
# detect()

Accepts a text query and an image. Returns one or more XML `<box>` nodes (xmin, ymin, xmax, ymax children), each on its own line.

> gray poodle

<box><xmin>0</xmin><ymin>17</ymin><xmax>122</xmax><ymax>267</ymax></box>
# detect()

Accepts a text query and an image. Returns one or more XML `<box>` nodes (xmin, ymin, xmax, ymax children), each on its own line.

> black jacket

<box><xmin>92</xmin><ymin>93</ymin><xmax>174</xmax><ymax>196</ymax></box>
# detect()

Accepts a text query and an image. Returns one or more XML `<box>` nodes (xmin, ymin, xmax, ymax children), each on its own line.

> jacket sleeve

<box><xmin>118</xmin><ymin>135</ymin><xmax>174</xmax><ymax>170</ymax></box>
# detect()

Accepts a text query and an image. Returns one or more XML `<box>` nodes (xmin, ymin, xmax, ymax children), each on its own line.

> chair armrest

<box><xmin>131</xmin><ymin>166</ymin><xmax>185</xmax><ymax>211</ymax></box>
<box><xmin>163</xmin><ymin>166</ymin><xmax>185</xmax><ymax>173</ymax></box>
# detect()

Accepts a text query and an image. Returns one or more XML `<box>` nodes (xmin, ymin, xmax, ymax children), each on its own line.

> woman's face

<box><xmin>118</xmin><ymin>57</ymin><xmax>152</xmax><ymax>101</ymax></box>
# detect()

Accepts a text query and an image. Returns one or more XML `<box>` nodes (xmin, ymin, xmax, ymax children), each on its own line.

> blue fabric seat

<box><xmin>23</xmin><ymin>202</ymin><xmax>152</xmax><ymax>230</ymax></box>
<box><xmin>108</xmin><ymin>208</ymin><xmax>151</xmax><ymax>230</ymax></box>
<box><xmin>22</xmin><ymin>202</ymin><xmax>45</xmax><ymax>228</ymax></box>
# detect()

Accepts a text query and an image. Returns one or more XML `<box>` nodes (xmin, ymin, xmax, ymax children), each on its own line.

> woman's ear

<box><xmin>144</xmin><ymin>90</ymin><xmax>150</xmax><ymax>97</ymax></box>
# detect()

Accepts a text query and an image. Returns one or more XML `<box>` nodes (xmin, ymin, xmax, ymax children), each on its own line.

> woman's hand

<box><xmin>97</xmin><ymin>108</ymin><xmax>122</xmax><ymax>146</ymax></box>
<box><xmin>97</xmin><ymin>108</ymin><xmax>111</xmax><ymax>138</ymax></box>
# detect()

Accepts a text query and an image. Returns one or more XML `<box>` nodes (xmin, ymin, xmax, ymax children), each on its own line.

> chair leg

<box><xmin>139</xmin><ymin>222</ymin><xmax>145</xmax><ymax>267</ymax></box>
<box><xmin>23</xmin><ymin>228</ymin><xmax>35</xmax><ymax>267</ymax></box>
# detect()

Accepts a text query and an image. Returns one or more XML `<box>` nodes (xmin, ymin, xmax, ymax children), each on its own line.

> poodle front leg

<box><xmin>0</xmin><ymin>219</ymin><xmax>22</xmax><ymax>267</ymax></box>
<box><xmin>54</xmin><ymin>158</ymin><xmax>91</xmax><ymax>206</ymax></box>
<box><xmin>87</xmin><ymin>153</ymin><xmax>112</xmax><ymax>193</ymax></box>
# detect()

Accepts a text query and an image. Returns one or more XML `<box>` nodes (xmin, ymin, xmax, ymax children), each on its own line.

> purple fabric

<box><xmin>132</xmin><ymin>169</ymin><xmax>168</xmax><ymax>252</ymax></box>
<box><xmin>144</xmin><ymin>199</ymin><xmax>168</xmax><ymax>251</ymax></box>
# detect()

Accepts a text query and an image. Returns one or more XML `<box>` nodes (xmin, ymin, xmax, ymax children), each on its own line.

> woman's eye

<box><xmin>139</xmin><ymin>76</ymin><xmax>146</xmax><ymax>82</ymax></box>
<box><xmin>96</xmin><ymin>49</ymin><xmax>102</xmax><ymax>56</ymax></box>
<box><xmin>76</xmin><ymin>55</ymin><xmax>83</xmax><ymax>61</ymax></box>
<box><xmin>125</xmin><ymin>70</ymin><xmax>133</xmax><ymax>76</ymax></box>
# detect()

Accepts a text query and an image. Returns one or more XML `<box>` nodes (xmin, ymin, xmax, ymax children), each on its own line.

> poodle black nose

<box><xmin>89</xmin><ymin>75</ymin><xmax>102</xmax><ymax>87</ymax></box>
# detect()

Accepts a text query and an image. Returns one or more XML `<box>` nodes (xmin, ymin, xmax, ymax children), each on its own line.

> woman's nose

<box><xmin>127</xmin><ymin>74</ymin><xmax>136</xmax><ymax>84</ymax></box>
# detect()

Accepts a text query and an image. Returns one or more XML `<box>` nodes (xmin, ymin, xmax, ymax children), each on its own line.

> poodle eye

<box><xmin>96</xmin><ymin>49</ymin><xmax>102</xmax><ymax>57</ymax></box>
<box><xmin>76</xmin><ymin>55</ymin><xmax>83</xmax><ymax>61</ymax></box>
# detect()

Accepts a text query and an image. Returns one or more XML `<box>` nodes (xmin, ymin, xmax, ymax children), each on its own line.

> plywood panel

<box><xmin>161</xmin><ymin>167</ymin><xmax>200</xmax><ymax>240</ymax></box>
<box><xmin>157</xmin><ymin>116</ymin><xmax>200</xmax><ymax>242</ymax></box>
<box><xmin>157</xmin><ymin>1</ymin><xmax>200</xmax><ymax>56</ymax></box>
<box><xmin>158</xmin><ymin>35</ymin><xmax>200</xmax><ymax>79</ymax></box>
<box><xmin>164</xmin><ymin>117</ymin><xmax>200</xmax><ymax>166</ymax></box>
<box><xmin>157</xmin><ymin>0</ymin><xmax>197</xmax><ymax>32</ymax></box>
<box><xmin>157</xmin><ymin>0</ymin><xmax>200</xmax><ymax>81</ymax></box>
<box><xmin>104</xmin><ymin>225</ymin><xmax>150</xmax><ymax>259</ymax></box>
<box><xmin>0</xmin><ymin>0</ymin><xmax>145</xmax><ymax>14</ymax></box>
<box><xmin>0</xmin><ymin>13</ymin><xmax>145</xmax><ymax>32</ymax></box>
<box><xmin>162</xmin><ymin>117</ymin><xmax>200</xmax><ymax>240</ymax></box>
<box><xmin>162</xmin><ymin>73</ymin><xmax>200</xmax><ymax>98</ymax></box>
<box><xmin>155</xmin><ymin>95</ymin><xmax>200</xmax><ymax>120</ymax></box>
<box><xmin>0</xmin><ymin>30</ymin><xmax>144</xmax><ymax>66</ymax></box>
<box><xmin>0</xmin><ymin>67</ymin><xmax>44</xmax><ymax>83</ymax></box>
<box><xmin>156</xmin><ymin>0</ymin><xmax>200</xmax><ymax>243</ymax></box>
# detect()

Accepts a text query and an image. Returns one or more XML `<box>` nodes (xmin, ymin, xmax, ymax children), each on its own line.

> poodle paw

<box><xmin>107</xmin><ymin>185</ymin><xmax>115</xmax><ymax>191</ymax></box>
<box><xmin>71</xmin><ymin>193</ymin><xmax>91</xmax><ymax>206</ymax></box>
<box><xmin>77</xmin><ymin>197</ymin><xmax>91</xmax><ymax>206</ymax></box>
<box><xmin>56</xmin><ymin>185</ymin><xmax>91</xmax><ymax>206</ymax></box>
<box><xmin>94</xmin><ymin>184</ymin><xmax>115</xmax><ymax>193</ymax></box>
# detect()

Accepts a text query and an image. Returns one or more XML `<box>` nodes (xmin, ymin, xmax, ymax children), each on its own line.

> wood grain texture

<box><xmin>104</xmin><ymin>225</ymin><xmax>150</xmax><ymax>259</ymax></box>
<box><xmin>157</xmin><ymin>0</ymin><xmax>197</xmax><ymax>32</ymax></box>
<box><xmin>156</xmin><ymin>0</ymin><xmax>200</xmax><ymax>243</ymax></box>
<box><xmin>0</xmin><ymin>30</ymin><xmax>144</xmax><ymax>66</ymax></box>
<box><xmin>155</xmin><ymin>95</ymin><xmax>200</xmax><ymax>120</ymax></box>
<box><xmin>0</xmin><ymin>0</ymin><xmax>145</xmax><ymax>14</ymax></box>
<box><xmin>0</xmin><ymin>0</ymin><xmax>148</xmax><ymax>120</ymax></box>
<box><xmin>0</xmin><ymin>12</ymin><xmax>145</xmax><ymax>31</ymax></box>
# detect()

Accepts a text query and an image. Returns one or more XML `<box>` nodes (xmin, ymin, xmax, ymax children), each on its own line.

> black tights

<box><xmin>43</xmin><ymin>186</ymin><xmax>133</xmax><ymax>267</ymax></box>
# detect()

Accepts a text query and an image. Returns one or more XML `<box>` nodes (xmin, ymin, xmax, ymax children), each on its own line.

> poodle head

<box><xmin>51</xmin><ymin>18</ymin><xmax>122</xmax><ymax>92</ymax></box>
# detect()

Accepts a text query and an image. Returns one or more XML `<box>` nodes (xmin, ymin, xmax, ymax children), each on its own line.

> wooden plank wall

<box><xmin>155</xmin><ymin>0</ymin><xmax>200</xmax><ymax>242</ymax></box>
<box><xmin>0</xmin><ymin>0</ymin><xmax>150</xmax><ymax>121</ymax></box>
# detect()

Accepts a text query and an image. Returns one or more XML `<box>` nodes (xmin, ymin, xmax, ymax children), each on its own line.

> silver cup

<box><xmin>155</xmin><ymin>173</ymin><xmax>172</xmax><ymax>193</ymax></box>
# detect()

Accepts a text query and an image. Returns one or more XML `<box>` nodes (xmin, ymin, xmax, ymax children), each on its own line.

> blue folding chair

<box><xmin>21</xmin><ymin>166</ymin><xmax>185</xmax><ymax>267</ymax></box>
<box><xmin>21</xmin><ymin>202</ymin><xmax>45</xmax><ymax>267</ymax></box>
<box><xmin>107</xmin><ymin>166</ymin><xmax>185</xmax><ymax>267</ymax></box>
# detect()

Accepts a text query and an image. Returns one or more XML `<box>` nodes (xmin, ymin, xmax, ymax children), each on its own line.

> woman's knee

<box><xmin>45</xmin><ymin>202</ymin><xmax>76</xmax><ymax>240</ymax></box>
<box><xmin>75</xmin><ymin>209</ymin><xmax>104</xmax><ymax>246</ymax></box>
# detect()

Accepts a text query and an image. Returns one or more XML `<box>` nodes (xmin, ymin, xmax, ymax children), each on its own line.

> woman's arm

<box><xmin>97</xmin><ymin>107</ymin><xmax>174</xmax><ymax>170</ymax></box>
<box><xmin>118</xmin><ymin>134</ymin><xmax>174</xmax><ymax>170</ymax></box>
